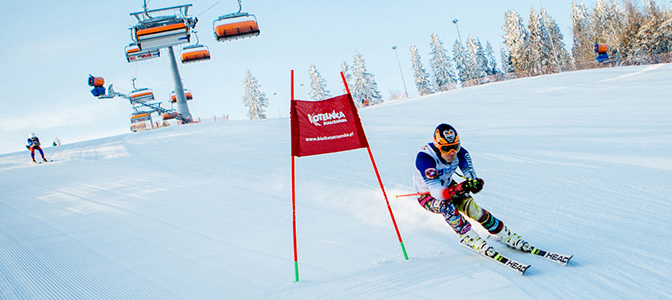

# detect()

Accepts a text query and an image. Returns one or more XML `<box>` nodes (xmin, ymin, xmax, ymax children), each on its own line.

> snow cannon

<box><xmin>594</xmin><ymin>43</ymin><xmax>610</xmax><ymax>63</ymax></box>
<box><xmin>88</xmin><ymin>75</ymin><xmax>105</xmax><ymax>87</ymax></box>
<box><xmin>594</xmin><ymin>43</ymin><xmax>608</xmax><ymax>54</ymax></box>
<box><xmin>88</xmin><ymin>75</ymin><xmax>106</xmax><ymax>97</ymax></box>
<box><xmin>90</xmin><ymin>86</ymin><xmax>106</xmax><ymax>97</ymax></box>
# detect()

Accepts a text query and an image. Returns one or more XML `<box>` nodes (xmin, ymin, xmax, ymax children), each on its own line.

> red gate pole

<box><xmin>365</xmin><ymin>147</ymin><xmax>408</xmax><ymax>260</ymax></box>
<box><xmin>291</xmin><ymin>70</ymin><xmax>300</xmax><ymax>282</ymax></box>
<box><xmin>340</xmin><ymin>72</ymin><xmax>408</xmax><ymax>260</ymax></box>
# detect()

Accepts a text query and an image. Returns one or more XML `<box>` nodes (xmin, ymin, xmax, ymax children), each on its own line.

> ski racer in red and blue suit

<box><xmin>413</xmin><ymin>123</ymin><xmax>530</xmax><ymax>255</ymax></box>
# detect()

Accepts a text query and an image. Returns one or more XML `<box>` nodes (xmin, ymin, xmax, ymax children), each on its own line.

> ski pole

<box><xmin>394</xmin><ymin>191</ymin><xmax>429</xmax><ymax>198</ymax></box>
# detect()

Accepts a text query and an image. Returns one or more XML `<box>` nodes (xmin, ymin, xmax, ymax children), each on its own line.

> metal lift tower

<box><xmin>129</xmin><ymin>3</ymin><xmax>197</xmax><ymax>123</ymax></box>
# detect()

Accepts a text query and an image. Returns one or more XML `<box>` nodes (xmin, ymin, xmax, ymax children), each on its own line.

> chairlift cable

<box><xmin>197</xmin><ymin>0</ymin><xmax>224</xmax><ymax>18</ymax></box>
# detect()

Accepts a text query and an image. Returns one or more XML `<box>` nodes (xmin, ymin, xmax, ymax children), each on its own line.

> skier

<box><xmin>26</xmin><ymin>133</ymin><xmax>48</xmax><ymax>163</ymax></box>
<box><xmin>413</xmin><ymin>123</ymin><xmax>530</xmax><ymax>256</ymax></box>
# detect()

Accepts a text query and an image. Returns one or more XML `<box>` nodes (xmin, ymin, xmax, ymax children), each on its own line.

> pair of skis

<box><xmin>459</xmin><ymin>238</ymin><xmax>572</xmax><ymax>275</ymax></box>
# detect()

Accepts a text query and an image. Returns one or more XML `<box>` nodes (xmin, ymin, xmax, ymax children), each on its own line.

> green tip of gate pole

<box><xmin>400</xmin><ymin>242</ymin><xmax>409</xmax><ymax>260</ymax></box>
<box><xmin>294</xmin><ymin>261</ymin><xmax>300</xmax><ymax>282</ymax></box>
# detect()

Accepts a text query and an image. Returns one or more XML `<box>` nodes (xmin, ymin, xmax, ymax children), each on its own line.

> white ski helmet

<box><xmin>30</xmin><ymin>132</ymin><xmax>36</xmax><ymax>138</ymax></box>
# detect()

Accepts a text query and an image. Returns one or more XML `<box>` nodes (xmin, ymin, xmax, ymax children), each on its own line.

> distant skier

<box><xmin>26</xmin><ymin>133</ymin><xmax>48</xmax><ymax>163</ymax></box>
<box><xmin>413</xmin><ymin>123</ymin><xmax>530</xmax><ymax>256</ymax></box>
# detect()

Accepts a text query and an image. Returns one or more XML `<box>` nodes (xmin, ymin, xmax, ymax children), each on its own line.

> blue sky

<box><xmin>0</xmin><ymin>0</ymin><xmax>662</xmax><ymax>154</ymax></box>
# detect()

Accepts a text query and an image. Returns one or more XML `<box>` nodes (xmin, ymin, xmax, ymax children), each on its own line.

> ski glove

<box><xmin>463</xmin><ymin>178</ymin><xmax>485</xmax><ymax>194</ymax></box>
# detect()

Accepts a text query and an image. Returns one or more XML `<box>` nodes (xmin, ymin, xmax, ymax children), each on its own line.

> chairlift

<box><xmin>130</xmin><ymin>88</ymin><xmax>155</xmax><ymax>102</ymax></box>
<box><xmin>130</xmin><ymin>5</ymin><xmax>195</xmax><ymax>51</ymax></box>
<box><xmin>170</xmin><ymin>89</ymin><xmax>193</xmax><ymax>103</ymax></box>
<box><xmin>162</xmin><ymin>111</ymin><xmax>179</xmax><ymax>120</ymax></box>
<box><xmin>130</xmin><ymin>111</ymin><xmax>152</xmax><ymax>132</ymax></box>
<box><xmin>134</xmin><ymin>20</ymin><xmax>190</xmax><ymax>51</ymax></box>
<box><xmin>125</xmin><ymin>43</ymin><xmax>160</xmax><ymax>63</ymax></box>
<box><xmin>213</xmin><ymin>0</ymin><xmax>260</xmax><ymax>42</ymax></box>
<box><xmin>181</xmin><ymin>32</ymin><xmax>211</xmax><ymax>63</ymax></box>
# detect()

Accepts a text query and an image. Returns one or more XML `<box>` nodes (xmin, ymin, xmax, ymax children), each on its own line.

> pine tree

<box><xmin>500</xmin><ymin>45</ymin><xmax>515</xmax><ymax>74</ymax></box>
<box><xmin>593</xmin><ymin>0</ymin><xmax>624</xmax><ymax>52</ymax></box>
<box><xmin>429</xmin><ymin>32</ymin><xmax>457</xmax><ymax>91</ymax></box>
<box><xmin>637</xmin><ymin>0</ymin><xmax>672</xmax><ymax>56</ymax></box>
<box><xmin>410</xmin><ymin>45</ymin><xmax>434</xmax><ymax>96</ymax></box>
<box><xmin>340</xmin><ymin>60</ymin><xmax>353</xmax><ymax>95</ymax></box>
<box><xmin>484</xmin><ymin>41</ymin><xmax>501</xmax><ymax>75</ymax></box>
<box><xmin>618</xmin><ymin>0</ymin><xmax>644</xmax><ymax>59</ymax></box>
<box><xmin>502</xmin><ymin>9</ymin><xmax>530</xmax><ymax>75</ymax></box>
<box><xmin>527</xmin><ymin>8</ymin><xmax>550</xmax><ymax>75</ymax></box>
<box><xmin>465</xmin><ymin>35</ymin><xmax>487</xmax><ymax>80</ymax></box>
<box><xmin>571</xmin><ymin>0</ymin><xmax>596</xmax><ymax>65</ymax></box>
<box><xmin>308</xmin><ymin>64</ymin><xmax>331</xmax><ymax>101</ymax></box>
<box><xmin>351</xmin><ymin>51</ymin><xmax>383</xmax><ymax>106</ymax></box>
<box><xmin>452</xmin><ymin>40</ymin><xmax>470</xmax><ymax>83</ymax></box>
<box><xmin>242</xmin><ymin>69</ymin><xmax>268</xmax><ymax>120</ymax></box>
<box><xmin>543</xmin><ymin>9</ymin><xmax>574</xmax><ymax>71</ymax></box>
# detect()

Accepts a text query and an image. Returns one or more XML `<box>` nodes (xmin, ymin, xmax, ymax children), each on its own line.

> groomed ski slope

<box><xmin>1</xmin><ymin>64</ymin><xmax>671</xmax><ymax>299</ymax></box>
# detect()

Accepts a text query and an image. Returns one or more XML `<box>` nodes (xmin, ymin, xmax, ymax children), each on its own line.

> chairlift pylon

<box><xmin>213</xmin><ymin>0</ymin><xmax>260</xmax><ymax>42</ymax></box>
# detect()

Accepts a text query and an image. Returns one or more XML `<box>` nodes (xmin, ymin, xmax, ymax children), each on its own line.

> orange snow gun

<box><xmin>88</xmin><ymin>75</ymin><xmax>106</xmax><ymax>97</ymax></box>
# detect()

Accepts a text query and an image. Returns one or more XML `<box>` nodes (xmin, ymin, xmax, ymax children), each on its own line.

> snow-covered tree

<box><xmin>429</xmin><ymin>32</ymin><xmax>457</xmax><ymax>91</ymax></box>
<box><xmin>465</xmin><ymin>35</ymin><xmax>487</xmax><ymax>80</ymax></box>
<box><xmin>571</xmin><ymin>0</ymin><xmax>595</xmax><ymax>64</ymax></box>
<box><xmin>484</xmin><ymin>41</ymin><xmax>501</xmax><ymax>75</ymax></box>
<box><xmin>502</xmin><ymin>9</ymin><xmax>530</xmax><ymax>75</ymax></box>
<box><xmin>452</xmin><ymin>40</ymin><xmax>470</xmax><ymax>83</ymax></box>
<box><xmin>541</xmin><ymin>9</ymin><xmax>574</xmax><ymax>71</ymax></box>
<box><xmin>527</xmin><ymin>8</ymin><xmax>550</xmax><ymax>75</ymax></box>
<box><xmin>410</xmin><ymin>45</ymin><xmax>434</xmax><ymax>96</ymax></box>
<box><xmin>351</xmin><ymin>51</ymin><xmax>383</xmax><ymax>107</ymax></box>
<box><xmin>500</xmin><ymin>45</ymin><xmax>515</xmax><ymax>74</ymax></box>
<box><xmin>308</xmin><ymin>64</ymin><xmax>331</xmax><ymax>101</ymax></box>
<box><xmin>340</xmin><ymin>60</ymin><xmax>353</xmax><ymax>95</ymax></box>
<box><xmin>636</xmin><ymin>0</ymin><xmax>672</xmax><ymax>56</ymax></box>
<box><xmin>242</xmin><ymin>69</ymin><xmax>268</xmax><ymax>120</ymax></box>
<box><xmin>619</xmin><ymin>0</ymin><xmax>645</xmax><ymax>58</ymax></box>
<box><xmin>592</xmin><ymin>0</ymin><xmax>624</xmax><ymax>52</ymax></box>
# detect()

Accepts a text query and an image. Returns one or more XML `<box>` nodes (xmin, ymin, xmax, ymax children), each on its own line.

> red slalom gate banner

<box><xmin>290</xmin><ymin>93</ymin><xmax>368</xmax><ymax>157</ymax></box>
<box><xmin>289</xmin><ymin>70</ymin><xmax>408</xmax><ymax>282</ymax></box>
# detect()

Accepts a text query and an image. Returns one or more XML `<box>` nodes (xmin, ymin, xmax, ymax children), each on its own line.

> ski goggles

<box><xmin>437</xmin><ymin>141</ymin><xmax>461</xmax><ymax>155</ymax></box>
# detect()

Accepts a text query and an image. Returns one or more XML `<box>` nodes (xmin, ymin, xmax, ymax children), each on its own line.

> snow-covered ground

<box><xmin>1</xmin><ymin>64</ymin><xmax>671</xmax><ymax>299</ymax></box>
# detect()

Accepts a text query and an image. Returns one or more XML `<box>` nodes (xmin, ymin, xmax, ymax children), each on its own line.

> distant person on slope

<box><xmin>413</xmin><ymin>123</ymin><xmax>530</xmax><ymax>256</ymax></box>
<box><xmin>26</xmin><ymin>133</ymin><xmax>48</xmax><ymax>163</ymax></box>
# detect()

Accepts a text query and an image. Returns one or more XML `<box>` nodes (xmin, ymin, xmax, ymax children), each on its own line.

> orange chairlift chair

<box><xmin>170</xmin><ymin>89</ymin><xmax>193</xmax><ymax>103</ymax></box>
<box><xmin>130</xmin><ymin>5</ymin><xmax>196</xmax><ymax>51</ymax></box>
<box><xmin>130</xmin><ymin>88</ymin><xmax>156</xmax><ymax>102</ymax></box>
<box><xmin>213</xmin><ymin>0</ymin><xmax>260</xmax><ymax>42</ymax></box>
<box><xmin>162</xmin><ymin>111</ymin><xmax>179</xmax><ymax>120</ymax></box>
<box><xmin>125</xmin><ymin>43</ymin><xmax>160</xmax><ymax>63</ymax></box>
<box><xmin>181</xmin><ymin>32</ymin><xmax>211</xmax><ymax>63</ymax></box>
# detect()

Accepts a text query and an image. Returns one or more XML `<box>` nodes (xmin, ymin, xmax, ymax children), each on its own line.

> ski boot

<box><xmin>460</xmin><ymin>229</ymin><xmax>495</xmax><ymax>257</ymax></box>
<box><xmin>42</xmin><ymin>157</ymin><xmax>48</xmax><ymax>162</ymax></box>
<box><xmin>32</xmin><ymin>158</ymin><xmax>37</xmax><ymax>163</ymax></box>
<box><xmin>495</xmin><ymin>226</ymin><xmax>531</xmax><ymax>252</ymax></box>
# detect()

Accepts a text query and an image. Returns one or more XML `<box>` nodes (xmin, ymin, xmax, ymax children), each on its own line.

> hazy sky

<box><xmin>0</xmin><ymin>0</ymin><xmax>665</xmax><ymax>154</ymax></box>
